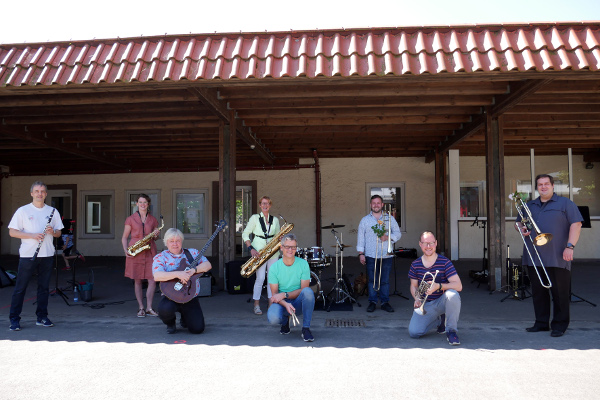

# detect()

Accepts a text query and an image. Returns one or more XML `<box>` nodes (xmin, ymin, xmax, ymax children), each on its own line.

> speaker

<box><xmin>0</xmin><ymin>266</ymin><xmax>15</xmax><ymax>288</ymax></box>
<box><xmin>226</xmin><ymin>259</ymin><xmax>255</xmax><ymax>294</ymax></box>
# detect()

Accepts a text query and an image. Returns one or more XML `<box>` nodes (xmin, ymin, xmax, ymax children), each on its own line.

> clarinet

<box><xmin>31</xmin><ymin>208</ymin><xmax>56</xmax><ymax>261</ymax></box>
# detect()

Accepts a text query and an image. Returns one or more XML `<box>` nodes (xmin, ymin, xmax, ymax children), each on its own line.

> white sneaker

<box><xmin>253</xmin><ymin>305</ymin><xmax>263</xmax><ymax>315</ymax></box>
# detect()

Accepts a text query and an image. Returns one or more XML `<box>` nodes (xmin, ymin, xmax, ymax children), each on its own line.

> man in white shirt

<box><xmin>8</xmin><ymin>181</ymin><xmax>63</xmax><ymax>331</ymax></box>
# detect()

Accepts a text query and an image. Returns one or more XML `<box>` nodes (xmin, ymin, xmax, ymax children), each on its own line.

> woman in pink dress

<box><xmin>121</xmin><ymin>194</ymin><xmax>161</xmax><ymax>317</ymax></box>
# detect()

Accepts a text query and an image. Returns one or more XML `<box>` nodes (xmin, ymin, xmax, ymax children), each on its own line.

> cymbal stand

<box><xmin>326</xmin><ymin>230</ymin><xmax>360</xmax><ymax>310</ymax></box>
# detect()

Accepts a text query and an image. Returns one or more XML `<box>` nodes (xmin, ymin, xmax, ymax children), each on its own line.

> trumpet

<box><xmin>414</xmin><ymin>270</ymin><xmax>439</xmax><ymax>315</ymax></box>
<box><xmin>512</xmin><ymin>194</ymin><xmax>552</xmax><ymax>288</ymax></box>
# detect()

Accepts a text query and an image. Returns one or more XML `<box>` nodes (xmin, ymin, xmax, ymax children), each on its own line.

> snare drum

<box><xmin>306</xmin><ymin>246</ymin><xmax>325</xmax><ymax>263</ymax></box>
<box><xmin>310</xmin><ymin>253</ymin><xmax>331</xmax><ymax>269</ymax></box>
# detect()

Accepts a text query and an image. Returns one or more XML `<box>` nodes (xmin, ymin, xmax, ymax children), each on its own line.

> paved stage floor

<box><xmin>0</xmin><ymin>255</ymin><xmax>598</xmax><ymax>399</ymax></box>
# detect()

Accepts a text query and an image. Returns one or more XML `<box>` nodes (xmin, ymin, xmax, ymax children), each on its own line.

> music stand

<box><xmin>51</xmin><ymin>236</ymin><xmax>70</xmax><ymax>305</ymax></box>
<box><xmin>570</xmin><ymin>207</ymin><xmax>596</xmax><ymax>306</ymax></box>
<box><xmin>468</xmin><ymin>216</ymin><xmax>488</xmax><ymax>287</ymax></box>
<box><xmin>391</xmin><ymin>246</ymin><xmax>413</xmax><ymax>300</ymax></box>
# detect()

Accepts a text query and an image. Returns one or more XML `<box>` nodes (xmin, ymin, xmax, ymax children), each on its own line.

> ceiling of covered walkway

<box><xmin>1</xmin><ymin>23</ymin><xmax>599</xmax><ymax>175</ymax></box>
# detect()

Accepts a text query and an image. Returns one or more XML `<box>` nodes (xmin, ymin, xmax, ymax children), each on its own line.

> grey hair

<box><xmin>30</xmin><ymin>181</ymin><xmax>47</xmax><ymax>192</ymax></box>
<box><xmin>163</xmin><ymin>228</ymin><xmax>184</xmax><ymax>246</ymax></box>
<box><xmin>280</xmin><ymin>233</ymin><xmax>297</xmax><ymax>245</ymax></box>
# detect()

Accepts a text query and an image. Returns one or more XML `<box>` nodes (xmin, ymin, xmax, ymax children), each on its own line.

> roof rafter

<box><xmin>188</xmin><ymin>87</ymin><xmax>274</xmax><ymax>164</ymax></box>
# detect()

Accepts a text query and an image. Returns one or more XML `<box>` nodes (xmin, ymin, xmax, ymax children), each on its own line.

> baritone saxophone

<box><xmin>240</xmin><ymin>216</ymin><xmax>294</xmax><ymax>278</ymax></box>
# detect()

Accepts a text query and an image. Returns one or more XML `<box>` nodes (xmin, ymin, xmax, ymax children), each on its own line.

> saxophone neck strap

<box><xmin>258</xmin><ymin>214</ymin><xmax>274</xmax><ymax>239</ymax></box>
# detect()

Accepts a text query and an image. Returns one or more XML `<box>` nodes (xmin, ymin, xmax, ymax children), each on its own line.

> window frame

<box><xmin>366</xmin><ymin>182</ymin><xmax>406</xmax><ymax>232</ymax></box>
<box><xmin>79</xmin><ymin>190</ymin><xmax>115</xmax><ymax>239</ymax></box>
<box><xmin>172</xmin><ymin>188</ymin><xmax>209</xmax><ymax>239</ymax></box>
<box><xmin>125</xmin><ymin>190</ymin><xmax>162</xmax><ymax>220</ymax></box>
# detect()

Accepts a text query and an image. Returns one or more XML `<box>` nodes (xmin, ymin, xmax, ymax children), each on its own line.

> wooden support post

<box><xmin>485</xmin><ymin>109</ymin><xmax>506</xmax><ymax>291</ymax></box>
<box><xmin>435</xmin><ymin>149</ymin><xmax>448</xmax><ymax>255</ymax></box>
<box><xmin>218</xmin><ymin>120</ymin><xmax>236</xmax><ymax>290</ymax></box>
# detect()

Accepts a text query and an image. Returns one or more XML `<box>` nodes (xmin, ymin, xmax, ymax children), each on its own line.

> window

<box><xmin>367</xmin><ymin>183</ymin><xmax>405</xmax><ymax>232</ymax></box>
<box><xmin>572</xmin><ymin>155</ymin><xmax>600</xmax><ymax>216</ymax></box>
<box><xmin>81</xmin><ymin>191</ymin><xmax>114</xmax><ymax>238</ymax></box>
<box><xmin>460</xmin><ymin>183</ymin><xmax>484</xmax><ymax>218</ymax></box>
<box><xmin>173</xmin><ymin>189</ymin><xmax>208</xmax><ymax>238</ymax></box>
<box><xmin>126</xmin><ymin>190</ymin><xmax>161</xmax><ymax>218</ymax></box>
<box><xmin>459</xmin><ymin>156</ymin><xmax>486</xmax><ymax>218</ymax></box>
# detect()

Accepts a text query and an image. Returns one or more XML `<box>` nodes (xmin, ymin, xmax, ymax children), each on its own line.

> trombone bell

<box><xmin>533</xmin><ymin>233</ymin><xmax>553</xmax><ymax>246</ymax></box>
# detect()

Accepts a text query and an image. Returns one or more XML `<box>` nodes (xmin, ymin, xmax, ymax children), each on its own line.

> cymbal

<box><xmin>331</xmin><ymin>244</ymin><xmax>353</xmax><ymax>248</ymax></box>
<box><xmin>322</xmin><ymin>223</ymin><xmax>345</xmax><ymax>229</ymax></box>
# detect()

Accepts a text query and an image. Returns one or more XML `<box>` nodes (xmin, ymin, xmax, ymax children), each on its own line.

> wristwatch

<box><xmin>284</xmin><ymin>292</ymin><xmax>289</xmax><ymax>299</ymax></box>
<box><xmin>566</xmin><ymin>242</ymin><xmax>575</xmax><ymax>249</ymax></box>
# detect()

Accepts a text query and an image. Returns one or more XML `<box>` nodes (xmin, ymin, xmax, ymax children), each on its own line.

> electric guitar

<box><xmin>160</xmin><ymin>220</ymin><xmax>227</xmax><ymax>303</ymax></box>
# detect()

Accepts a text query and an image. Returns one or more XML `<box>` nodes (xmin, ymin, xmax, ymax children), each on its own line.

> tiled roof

<box><xmin>1</xmin><ymin>23</ymin><xmax>599</xmax><ymax>86</ymax></box>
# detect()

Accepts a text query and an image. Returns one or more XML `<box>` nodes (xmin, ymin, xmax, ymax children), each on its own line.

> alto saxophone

<box><xmin>127</xmin><ymin>216</ymin><xmax>165</xmax><ymax>257</ymax></box>
<box><xmin>240</xmin><ymin>216</ymin><xmax>294</xmax><ymax>278</ymax></box>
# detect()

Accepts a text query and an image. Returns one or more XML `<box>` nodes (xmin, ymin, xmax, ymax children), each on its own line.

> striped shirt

<box><xmin>408</xmin><ymin>255</ymin><xmax>457</xmax><ymax>302</ymax></box>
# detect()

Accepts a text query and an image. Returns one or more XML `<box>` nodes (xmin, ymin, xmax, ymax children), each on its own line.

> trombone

<box><xmin>373</xmin><ymin>210</ymin><xmax>395</xmax><ymax>291</ymax></box>
<box><xmin>512</xmin><ymin>194</ymin><xmax>553</xmax><ymax>289</ymax></box>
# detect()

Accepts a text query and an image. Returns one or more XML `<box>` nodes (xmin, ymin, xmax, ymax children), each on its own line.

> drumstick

<box><xmin>290</xmin><ymin>312</ymin><xmax>300</xmax><ymax>327</ymax></box>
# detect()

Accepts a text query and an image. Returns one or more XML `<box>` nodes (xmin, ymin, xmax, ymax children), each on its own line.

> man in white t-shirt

<box><xmin>8</xmin><ymin>181</ymin><xmax>63</xmax><ymax>331</ymax></box>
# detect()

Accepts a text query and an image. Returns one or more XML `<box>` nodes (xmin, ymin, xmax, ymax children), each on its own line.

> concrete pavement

<box><xmin>0</xmin><ymin>255</ymin><xmax>598</xmax><ymax>399</ymax></box>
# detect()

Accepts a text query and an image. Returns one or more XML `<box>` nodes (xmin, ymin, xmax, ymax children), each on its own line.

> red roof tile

<box><xmin>1</xmin><ymin>23</ymin><xmax>599</xmax><ymax>86</ymax></box>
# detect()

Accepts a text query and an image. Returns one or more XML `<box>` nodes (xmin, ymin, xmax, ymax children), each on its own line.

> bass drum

<box><xmin>309</xmin><ymin>270</ymin><xmax>322</xmax><ymax>299</ymax></box>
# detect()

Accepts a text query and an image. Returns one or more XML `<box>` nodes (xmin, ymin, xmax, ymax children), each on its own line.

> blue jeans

<box><xmin>408</xmin><ymin>289</ymin><xmax>461</xmax><ymax>338</ymax></box>
<box><xmin>267</xmin><ymin>287</ymin><xmax>315</xmax><ymax>328</ymax></box>
<box><xmin>365</xmin><ymin>256</ymin><xmax>392</xmax><ymax>304</ymax></box>
<box><xmin>9</xmin><ymin>257</ymin><xmax>54</xmax><ymax>322</ymax></box>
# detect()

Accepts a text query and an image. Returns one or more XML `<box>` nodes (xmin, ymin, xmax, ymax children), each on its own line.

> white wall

<box><xmin>1</xmin><ymin>157</ymin><xmax>437</xmax><ymax>257</ymax></box>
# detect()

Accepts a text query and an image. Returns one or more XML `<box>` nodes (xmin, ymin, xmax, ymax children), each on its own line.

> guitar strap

<box><xmin>183</xmin><ymin>249</ymin><xmax>194</xmax><ymax>264</ymax></box>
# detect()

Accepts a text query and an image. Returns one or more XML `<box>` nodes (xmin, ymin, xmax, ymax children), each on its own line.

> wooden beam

<box><xmin>0</xmin><ymin>123</ymin><xmax>129</xmax><ymax>168</ymax></box>
<box><xmin>426</xmin><ymin>79</ymin><xmax>552</xmax><ymax>162</ymax></box>
<box><xmin>189</xmin><ymin>87</ymin><xmax>274</xmax><ymax>164</ymax></box>
<box><xmin>485</xmin><ymin>111</ymin><xmax>506</xmax><ymax>291</ymax></box>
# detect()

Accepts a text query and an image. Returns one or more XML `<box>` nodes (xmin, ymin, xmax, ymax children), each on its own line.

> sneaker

<box><xmin>367</xmin><ymin>302</ymin><xmax>377</xmax><ymax>312</ymax></box>
<box><xmin>280</xmin><ymin>317</ymin><xmax>290</xmax><ymax>334</ymax></box>
<box><xmin>301</xmin><ymin>327</ymin><xmax>314</xmax><ymax>342</ymax></box>
<box><xmin>253</xmin><ymin>305</ymin><xmax>263</xmax><ymax>315</ymax></box>
<box><xmin>166</xmin><ymin>323</ymin><xmax>177</xmax><ymax>334</ymax></box>
<box><xmin>381</xmin><ymin>302</ymin><xmax>395</xmax><ymax>313</ymax></box>
<box><xmin>437</xmin><ymin>314</ymin><xmax>446</xmax><ymax>334</ymax></box>
<box><xmin>36</xmin><ymin>318</ymin><xmax>54</xmax><ymax>327</ymax></box>
<box><xmin>78</xmin><ymin>253</ymin><xmax>86</xmax><ymax>262</ymax></box>
<box><xmin>9</xmin><ymin>320</ymin><xmax>21</xmax><ymax>331</ymax></box>
<box><xmin>447</xmin><ymin>330</ymin><xmax>460</xmax><ymax>346</ymax></box>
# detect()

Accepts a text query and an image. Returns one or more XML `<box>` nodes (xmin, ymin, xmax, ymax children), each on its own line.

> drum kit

<box><xmin>294</xmin><ymin>223</ymin><xmax>360</xmax><ymax>309</ymax></box>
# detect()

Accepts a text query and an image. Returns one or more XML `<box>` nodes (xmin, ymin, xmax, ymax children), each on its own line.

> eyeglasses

<box><xmin>420</xmin><ymin>242</ymin><xmax>436</xmax><ymax>247</ymax></box>
<box><xmin>281</xmin><ymin>245</ymin><xmax>297</xmax><ymax>250</ymax></box>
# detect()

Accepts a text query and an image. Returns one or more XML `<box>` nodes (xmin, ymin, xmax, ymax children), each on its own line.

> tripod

<box><xmin>325</xmin><ymin>229</ymin><xmax>360</xmax><ymax>311</ymax></box>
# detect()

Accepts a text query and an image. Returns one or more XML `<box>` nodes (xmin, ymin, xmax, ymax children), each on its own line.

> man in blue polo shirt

<box><xmin>516</xmin><ymin>174</ymin><xmax>583</xmax><ymax>338</ymax></box>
